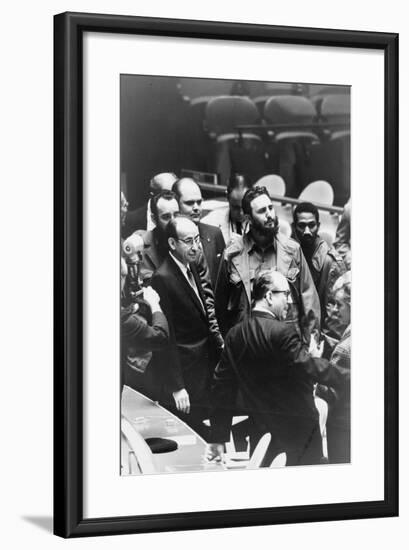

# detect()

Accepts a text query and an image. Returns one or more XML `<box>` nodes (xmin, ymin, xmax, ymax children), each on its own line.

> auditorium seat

<box><xmin>298</xmin><ymin>180</ymin><xmax>334</xmax><ymax>205</ymax></box>
<box><xmin>263</xmin><ymin>95</ymin><xmax>320</xmax><ymax>197</ymax></box>
<box><xmin>320</xmin><ymin>94</ymin><xmax>350</xmax><ymax>126</ymax></box>
<box><xmin>314</xmin><ymin>396</ymin><xmax>329</xmax><ymax>460</ymax></box>
<box><xmin>247</xmin><ymin>432</ymin><xmax>272</xmax><ymax>469</ymax></box>
<box><xmin>278</xmin><ymin>218</ymin><xmax>292</xmax><ymax>238</ymax></box>
<box><xmin>270</xmin><ymin>452</ymin><xmax>287</xmax><ymax>468</ymax></box>
<box><xmin>121</xmin><ymin>416</ymin><xmax>156</xmax><ymax>475</ymax></box>
<box><xmin>305</xmin><ymin>94</ymin><xmax>350</xmax><ymax>205</ymax></box>
<box><xmin>254</xmin><ymin>174</ymin><xmax>286</xmax><ymax>199</ymax></box>
<box><xmin>204</xmin><ymin>96</ymin><xmax>266</xmax><ymax>186</ymax></box>
<box><xmin>264</xmin><ymin>95</ymin><xmax>317</xmax><ymax>127</ymax></box>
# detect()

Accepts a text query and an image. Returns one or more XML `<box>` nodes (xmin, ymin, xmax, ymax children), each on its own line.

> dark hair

<box><xmin>172</xmin><ymin>177</ymin><xmax>200</xmax><ymax>200</ymax></box>
<box><xmin>252</xmin><ymin>270</ymin><xmax>276</xmax><ymax>302</ymax></box>
<box><xmin>227</xmin><ymin>173</ymin><xmax>250</xmax><ymax>196</ymax></box>
<box><xmin>150</xmin><ymin>190</ymin><xmax>177</xmax><ymax>221</ymax></box>
<box><xmin>293</xmin><ymin>202</ymin><xmax>320</xmax><ymax>224</ymax></box>
<box><xmin>242</xmin><ymin>186</ymin><xmax>271</xmax><ymax>217</ymax></box>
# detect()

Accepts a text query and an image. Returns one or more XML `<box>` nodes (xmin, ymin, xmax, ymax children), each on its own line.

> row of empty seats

<box><xmin>188</xmin><ymin>94</ymin><xmax>350</xmax><ymax>205</ymax></box>
<box><xmin>196</xmin><ymin>94</ymin><xmax>350</xmax><ymax>135</ymax></box>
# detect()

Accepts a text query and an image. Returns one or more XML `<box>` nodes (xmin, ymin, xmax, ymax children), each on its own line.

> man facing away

<box><xmin>172</xmin><ymin>177</ymin><xmax>225</xmax><ymax>286</ymax></box>
<box><xmin>207</xmin><ymin>270</ymin><xmax>332</xmax><ymax>467</ymax></box>
<box><xmin>215</xmin><ymin>186</ymin><xmax>320</xmax><ymax>342</ymax></box>
<box><xmin>151</xmin><ymin>216</ymin><xmax>224</xmax><ymax>439</ymax></box>
<box><xmin>292</xmin><ymin>201</ymin><xmax>346</xmax><ymax>335</ymax></box>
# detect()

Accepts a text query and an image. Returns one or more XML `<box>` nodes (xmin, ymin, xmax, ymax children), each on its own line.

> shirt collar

<box><xmin>245</xmin><ymin>232</ymin><xmax>276</xmax><ymax>254</ymax></box>
<box><xmin>252</xmin><ymin>305</ymin><xmax>277</xmax><ymax>319</ymax></box>
<box><xmin>146</xmin><ymin>199</ymin><xmax>156</xmax><ymax>231</ymax></box>
<box><xmin>169</xmin><ymin>251</ymin><xmax>189</xmax><ymax>276</ymax></box>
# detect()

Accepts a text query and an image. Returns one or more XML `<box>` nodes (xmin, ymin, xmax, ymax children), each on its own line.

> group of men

<box><xmin>120</xmin><ymin>171</ymin><xmax>351</xmax><ymax>466</ymax></box>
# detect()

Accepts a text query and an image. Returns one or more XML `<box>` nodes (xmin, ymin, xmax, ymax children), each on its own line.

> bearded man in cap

<box><xmin>215</xmin><ymin>186</ymin><xmax>320</xmax><ymax>342</ymax></box>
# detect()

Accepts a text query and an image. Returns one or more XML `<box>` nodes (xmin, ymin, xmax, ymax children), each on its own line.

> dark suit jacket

<box><xmin>209</xmin><ymin>311</ymin><xmax>341</xmax><ymax>465</ymax></box>
<box><xmin>151</xmin><ymin>256</ymin><xmax>223</xmax><ymax>404</ymax></box>
<box><xmin>122</xmin><ymin>204</ymin><xmax>148</xmax><ymax>238</ymax></box>
<box><xmin>198</xmin><ymin>222</ymin><xmax>225</xmax><ymax>287</ymax></box>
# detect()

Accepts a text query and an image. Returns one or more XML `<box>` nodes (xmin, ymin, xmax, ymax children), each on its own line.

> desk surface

<box><xmin>121</xmin><ymin>386</ymin><xmax>224</xmax><ymax>475</ymax></box>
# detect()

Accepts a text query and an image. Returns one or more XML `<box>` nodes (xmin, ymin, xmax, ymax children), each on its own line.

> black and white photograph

<box><xmin>119</xmin><ymin>75</ymin><xmax>352</xmax><ymax>475</ymax></box>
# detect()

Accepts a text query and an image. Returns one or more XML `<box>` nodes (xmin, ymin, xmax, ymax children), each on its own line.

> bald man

<box><xmin>151</xmin><ymin>216</ymin><xmax>224</xmax><ymax>439</ymax></box>
<box><xmin>123</xmin><ymin>172</ymin><xmax>178</xmax><ymax>237</ymax></box>
<box><xmin>208</xmin><ymin>270</ymin><xmax>328</xmax><ymax>467</ymax></box>
<box><xmin>172</xmin><ymin>177</ymin><xmax>225</xmax><ymax>286</ymax></box>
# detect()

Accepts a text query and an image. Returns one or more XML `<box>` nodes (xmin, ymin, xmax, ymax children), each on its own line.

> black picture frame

<box><xmin>54</xmin><ymin>11</ymin><xmax>399</xmax><ymax>538</ymax></box>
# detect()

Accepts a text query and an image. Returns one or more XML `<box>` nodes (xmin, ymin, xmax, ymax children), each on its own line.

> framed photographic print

<box><xmin>54</xmin><ymin>12</ymin><xmax>398</xmax><ymax>538</ymax></box>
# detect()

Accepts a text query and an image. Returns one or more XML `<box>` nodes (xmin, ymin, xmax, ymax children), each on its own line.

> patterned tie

<box><xmin>186</xmin><ymin>267</ymin><xmax>206</xmax><ymax>313</ymax></box>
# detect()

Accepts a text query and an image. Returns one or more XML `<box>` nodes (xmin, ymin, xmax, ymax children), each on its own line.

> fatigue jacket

<box><xmin>307</xmin><ymin>238</ymin><xmax>347</xmax><ymax>330</ymax></box>
<box><xmin>215</xmin><ymin>233</ymin><xmax>320</xmax><ymax>341</ymax></box>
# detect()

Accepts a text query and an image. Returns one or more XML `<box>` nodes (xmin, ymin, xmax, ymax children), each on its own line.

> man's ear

<box><xmin>168</xmin><ymin>237</ymin><xmax>176</xmax><ymax>251</ymax></box>
<box><xmin>151</xmin><ymin>212</ymin><xmax>157</xmax><ymax>226</ymax></box>
<box><xmin>244</xmin><ymin>213</ymin><xmax>252</xmax><ymax>226</ymax></box>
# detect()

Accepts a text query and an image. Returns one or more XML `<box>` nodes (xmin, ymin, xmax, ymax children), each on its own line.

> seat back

<box><xmin>278</xmin><ymin>218</ymin><xmax>292</xmax><ymax>238</ymax></box>
<box><xmin>264</xmin><ymin>95</ymin><xmax>316</xmax><ymax>125</ymax></box>
<box><xmin>246</xmin><ymin>432</ymin><xmax>272</xmax><ymax>469</ymax></box>
<box><xmin>320</xmin><ymin>94</ymin><xmax>350</xmax><ymax>125</ymax></box>
<box><xmin>254</xmin><ymin>174</ymin><xmax>286</xmax><ymax>197</ymax></box>
<box><xmin>205</xmin><ymin>96</ymin><xmax>259</xmax><ymax>136</ymax></box>
<box><xmin>270</xmin><ymin>452</ymin><xmax>287</xmax><ymax>468</ymax></box>
<box><xmin>299</xmin><ymin>180</ymin><xmax>334</xmax><ymax>206</ymax></box>
<box><xmin>121</xmin><ymin>416</ymin><xmax>156</xmax><ymax>475</ymax></box>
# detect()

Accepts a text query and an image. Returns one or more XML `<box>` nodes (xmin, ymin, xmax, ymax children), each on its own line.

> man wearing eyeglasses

<box><xmin>215</xmin><ymin>186</ymin><xmax>320</xmax><ymax>342</ymax></box>
<box><xmin>151</xmin><ymin>216</ymin><xmax>224</xmax><ymax>439</ymax></box>
<box><xmin>172</xmin><ymin>177</ymin><xmax>225</xmax><ymax>286</ymax></box>
<box><xmin>207</xmin><ymin>270</ymin><xmax>329</xmax><ymax>467</ymax></box>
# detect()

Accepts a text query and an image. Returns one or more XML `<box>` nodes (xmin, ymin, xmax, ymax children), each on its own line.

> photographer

<box><xmin>120</xmin><ymin>251</ymin><xmax>169</xmax><ymax>399</ymax></box>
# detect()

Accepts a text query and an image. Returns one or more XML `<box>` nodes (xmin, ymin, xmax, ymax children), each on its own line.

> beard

<box><xmin>251</xmin><ymin>215</ymin><xmax>280</xmax><ymax>239</ymax></box>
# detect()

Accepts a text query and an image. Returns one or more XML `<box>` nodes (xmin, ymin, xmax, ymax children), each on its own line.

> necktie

<box><xmin>186</xmin><ymin>267</ymin><xmax>206</xmax><ymax>313</ymax></box>
<box><xmin>236</xmin><ymin>221</ymin><xmax>242</xmax><ymax>235</ymax></box>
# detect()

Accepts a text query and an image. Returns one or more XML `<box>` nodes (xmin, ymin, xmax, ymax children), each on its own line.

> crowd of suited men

<box><xmin>120</xmin><ymin>171</ymin><xmax>351</xmax><ymax>467</ymax></box>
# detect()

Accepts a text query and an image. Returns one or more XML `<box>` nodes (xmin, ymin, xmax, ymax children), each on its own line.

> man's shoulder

<box><xmin>152</xmin><ymin>255</ymin><xmax>173</xmax><ymax>278</ymax></box>
<box><xmin>199</xmin><ymin>221</ymin><xmax>224</xmax><ymax>240</ymax></box>
<box><xmin>132</xmin><ymin>228</ymin><xmax>154</xmax><ymax>246</ymax></box>
<box><xmin>276</xmin><ymin>233</ymin><xmax>301</xmax><ymax>256</ymax></box>
<box><xmin>201</xmin><ymin>207</ymin><xmax>228</xmax><ymax>226</ymax></box>
<box><xmin>224</xmin><ymin>234</ymin><xmax>246</xmax><ymax>261</ymax></box>
<box><xmin>326</xmin><ymin>244</ymin><xmax>345</xmax><ymax>264</ymax></box>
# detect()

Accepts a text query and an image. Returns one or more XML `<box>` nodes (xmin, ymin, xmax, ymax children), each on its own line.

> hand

<box><xmin>172</xmin><ymin>388</ymin><xmax>190</xmax><ymax>414</ymax></box>
<box><xmin>309</xmin><ymin>335</ymin><xmax>324</xmax><ymax>358</ymax></box>
<box><xmin>205</xmin><ymin>443</ymin><xmax>225</xmax><ymax>463</ymax></box>
<box><xmin>142</xmin><ymin>286</ymin><xmax>161</xmax><ymax>309</ymax></box>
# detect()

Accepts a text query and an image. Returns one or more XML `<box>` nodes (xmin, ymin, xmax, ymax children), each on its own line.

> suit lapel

<box><xmin>190</xmin><ymin>263</ymin><xmax>208</xmax><ymax>319</ymax></box>
<box><xmin>168</xmin><ymin>257</ymin><xmax>207</xmax><ymax>320</ymax></box>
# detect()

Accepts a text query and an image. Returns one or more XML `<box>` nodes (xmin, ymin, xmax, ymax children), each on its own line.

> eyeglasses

<box><xmin>177</xmin><ymin>235</ymin><xmax>201</xmax><ymax>247</ymax></box>
<box><xmin>269</xmin><ymin>289</ymin><xmax>291</xmax><ymax>297</ymax></box>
